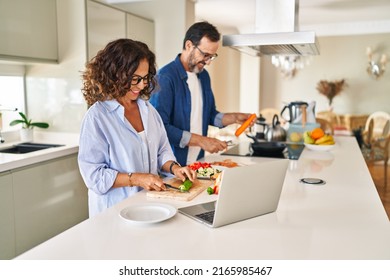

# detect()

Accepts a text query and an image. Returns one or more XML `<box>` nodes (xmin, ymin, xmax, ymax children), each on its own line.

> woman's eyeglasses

<box><xmin>195</xmin><ymin>45</ymin><xmax>218</xmax><ymax>62</ymax></box>
<box><xmin>130</xmin><ymin>74</ymin><xmax>152</xmax><ymax>85</ymax></box>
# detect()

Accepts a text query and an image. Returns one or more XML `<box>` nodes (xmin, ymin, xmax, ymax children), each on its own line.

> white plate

<box><xmin>304</xmin><ymin>143</ymin><xmax>335</xmax><ymax>151</ymax></box>
<box><xmin>119</xmin><ymin>203</ymin><xmax>177</xmax><ymax>224</ymax></box>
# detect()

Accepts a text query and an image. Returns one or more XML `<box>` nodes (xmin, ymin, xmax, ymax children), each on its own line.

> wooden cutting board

<box><xmin>146</xmin><ymin>178</ymin><xmax>214</xmax><ymax>201</ymax></box>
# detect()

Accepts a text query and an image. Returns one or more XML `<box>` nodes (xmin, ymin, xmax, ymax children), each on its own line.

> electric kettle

<box><xmin>280</xmin><ymin>101</ymin><xmax>314</xmax><ymax>123</ymax></box>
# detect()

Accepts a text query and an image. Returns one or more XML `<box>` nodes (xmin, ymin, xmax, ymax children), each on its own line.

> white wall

<box><xmin>260</xmin><ymin>33</ymin><xmax>390</xmax><ymax>115</ymax></box>
<box><xmin>25</xmin><ymin>0</ymin><xmax>87</xmax><ymax>133</ymax></box>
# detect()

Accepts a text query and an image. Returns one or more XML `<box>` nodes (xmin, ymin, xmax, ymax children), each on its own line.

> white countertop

<box><xmin>15</xmin><ymin>136</ymin><xmax>390</xmax><ymax>260</ymax></box>
<box><xmin>0</xmin><ymin>131</ymin><xmax>79</xmax><ymax>172</ymax></box>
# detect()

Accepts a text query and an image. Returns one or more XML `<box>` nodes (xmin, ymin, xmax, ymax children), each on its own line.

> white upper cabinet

<box><xmin>86</xmin><ymin>0</ymin><xmax>155</xmax><ymax>60</ymax></box>
<box><xmin>127</xmin><ymin>13</ymin><xmax>155</xmax><ymax>52</ymax></box>
<box><xmin>86</xmin><ymin>0</ymin><xmax>126</xmax><ymax>60</ymax></box>
<box><xmin>0</xmin><ymin>0</ymin><xmax>58</xmax><ymax>63</ymax></box>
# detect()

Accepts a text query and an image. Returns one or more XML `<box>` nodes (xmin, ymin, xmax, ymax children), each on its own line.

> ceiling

<box><xmin>195</xmin><ymin>0</ymin><xmax>390</xmax><ymax>36</ymax></box>
<box><xmin>107</xmin><ymin>0</ymin><xmax>390</xmax><ymax>36</ymax></box>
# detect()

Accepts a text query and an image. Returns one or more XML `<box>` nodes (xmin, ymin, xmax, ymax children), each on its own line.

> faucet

<box><xmin>0</xmin><ymin>106</ymin><xmax>18</xmax><ymax>143</ymax></box>
<box><xmin>0</xmin><ymin>112</ymin><xmax>5</xmax><ymax>143</ymax></box>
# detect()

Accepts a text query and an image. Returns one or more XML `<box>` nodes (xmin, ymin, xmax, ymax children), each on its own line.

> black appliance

<box><xmin>221</xmin><ymin>142</ymin><xmax>304</xmax><ymax>160</ymax></box>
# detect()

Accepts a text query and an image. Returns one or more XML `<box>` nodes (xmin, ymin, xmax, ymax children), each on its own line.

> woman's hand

<box><xmin>132</xmin><ymin>173</ymin><xmax>167</xmax><ymax>191</ymax></box>
<box><xmin>172</xmin><ymin>165</ymin><xmax>196</xmax><ymax>182</ymax></box>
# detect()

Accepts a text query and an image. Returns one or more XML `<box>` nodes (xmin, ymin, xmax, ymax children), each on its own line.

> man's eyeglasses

<box><xmin>130</xmin><ymin>74</ymin><xmax>152</xmax><ymax>85</ymax></box>
<box><xmin>195</xmin><ymin>45</ymin><xmax>218</xmax><ymax>62</ymax></box>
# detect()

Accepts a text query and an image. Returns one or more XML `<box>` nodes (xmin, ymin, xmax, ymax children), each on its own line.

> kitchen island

<box><xmin>14</xmin><ymin>136</ymin><xmax>390</xmax><ymax>260</ymax></box>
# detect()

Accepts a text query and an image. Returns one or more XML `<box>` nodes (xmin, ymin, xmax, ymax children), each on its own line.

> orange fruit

<box><xmin>310</xmin><ymin>128</ymin><xmax>325</xmax><ymax>140</ymax></box>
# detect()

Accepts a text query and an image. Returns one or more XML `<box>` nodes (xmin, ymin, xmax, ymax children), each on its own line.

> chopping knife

<box><xmin>164</xmin><ymin>183</ymin><xmax>189</xmax><ymax>193</ymax></box>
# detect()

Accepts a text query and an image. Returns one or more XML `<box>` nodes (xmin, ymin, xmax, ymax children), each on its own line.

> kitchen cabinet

<box><xmin>0</xmin><ymin>171</ymin><xmax>15</xmax><ymax>260</ymax></box>
<box><xmin>0</xmin><ymin>0</ymin><xmax>58</xmax><ymax>63</ymax></box>
<box><xmin>12</xmin><ymin>154</ymin><xmax>88</xmax><ymax>256</ymax></box>
<box><xmin>0</xmin><ymin>154</ymin><xmax>88</xmax><ymax>259</ymax></box>
<box><xmin>126</xmin><ymin>13</ymin><xmax>155</xmax><ymax>52</ymax></box>
<box><xmin>87</xmin><ymin>0</ymin><xmax>126</xmax><ymax>60</ymax></box>
<box><xmin>86</xmin><ymin>0</ymin><xmax>155</xmax><ymax>60</ymax></box>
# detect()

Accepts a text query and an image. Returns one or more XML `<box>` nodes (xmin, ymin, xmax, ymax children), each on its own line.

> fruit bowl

<box><xmin>304</xmin><ymin>143</ymin><xmax>335</xmax><ymax>152</ymax></box>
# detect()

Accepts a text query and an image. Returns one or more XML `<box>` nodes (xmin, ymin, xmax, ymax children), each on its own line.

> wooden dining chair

<box><xmin>364</xmin><ymin>111</ymin><xmax>390</xmax><ymax>139</ymax></box>
<box><xmin>316</xmin><ymin>117</ymin><xmax>334</xmax><ymax>135</ymax></box>
<box><xmin>362</xmin><ymin>117</ymin><xmax>390</xmax><ymax>189</ymax></box>
<box><xmin>316</xmin><ymin>111</ymin><xmax>341</xmax><ymax>128</ymax></box>
<box><xmin>260</xmin><ymin>108</ymin><xmax>280</xmax><ymax>124</ymax></box>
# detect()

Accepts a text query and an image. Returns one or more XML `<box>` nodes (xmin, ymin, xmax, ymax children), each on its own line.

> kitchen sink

<box><xmin>0</xmin><ymin>142</ymin><xmax>64</xmax><ymax>154</ymax></box>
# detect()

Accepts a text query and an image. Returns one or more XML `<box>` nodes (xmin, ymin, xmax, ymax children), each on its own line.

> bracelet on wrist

<box><xmin>169</xmin><ymin>161</ymin><xmax>181</xmax><ymax>175</ymax></box>
<box><xmin>128</xmin><ymin>172</ymin><xmax>133</xmax><ymax>186</ymax></box>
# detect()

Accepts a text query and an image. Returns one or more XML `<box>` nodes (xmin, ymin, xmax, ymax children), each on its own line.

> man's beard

<box><xmin>188</xmin><ymin>51</ymin><xmax>205</xmax><ymax>74</ymax></box>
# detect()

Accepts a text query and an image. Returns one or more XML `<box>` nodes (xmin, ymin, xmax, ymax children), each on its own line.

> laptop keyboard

<box><xmin>196</xmin><ymin>210</ymin><xmax>215</xmax><ymax>224</ymax></box>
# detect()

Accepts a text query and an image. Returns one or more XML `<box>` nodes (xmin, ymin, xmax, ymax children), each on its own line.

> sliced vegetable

<box><xmin>207</xmin><ymin>185</ymin><xmax>220</xmax><ymax>195</ymax></box>
<box><xmin>179</xmin><ymin>179</ymin><xmax>193</xmax><ymax>192</ymax></box>
<box><xmin>207</xmin><ymin>186</ymin><xmax>214</xmax><ymax>195</ymax></box>
<box><xmin>197</xmin><ymin>167</ymin><xmax>217</xmax><ymax>178</ymax></box>
<box><xmin>189</xmin><ymin>161</ymin><xmax>212</xmax><ymax>171</ymax></box>
<box><xmin>189</xmin><ymin>161</ymin><xmax>222</xmax><ymax>179</ymax></box>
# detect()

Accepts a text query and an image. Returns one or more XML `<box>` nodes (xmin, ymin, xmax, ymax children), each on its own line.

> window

<box><xmin>0</xmin><ymin>65</ymin><xmax>26</xmax><ymax>132</ymax></box>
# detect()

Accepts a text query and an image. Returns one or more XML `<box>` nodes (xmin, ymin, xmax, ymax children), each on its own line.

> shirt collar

<box><xmin>102</xmin><ymin>99</ymin><xmax>121</xmax><ymax>112</ymax></box>
<box><xmin>101</xmin><ymin>98</ymin><xmax>148</xmax><ymax>112</ymax></box>
<box><xmin>175</xmin><ymin>54</ymin><xmax>189</xmax><ymax>81</ymax></box>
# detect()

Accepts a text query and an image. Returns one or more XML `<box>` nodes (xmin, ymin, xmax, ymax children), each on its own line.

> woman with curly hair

<box><xmin>78</xmin><ymin>39</ymin><xmax>195</xmax><ymax>217</ymax></box>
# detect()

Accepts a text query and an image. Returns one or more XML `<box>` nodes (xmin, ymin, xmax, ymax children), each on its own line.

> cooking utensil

<box><xmin>264</xmin><ymin>114</ymin><xmax>287</xmax><ymax>142</ymax></box>
<box><xmin>164</xmin><ymin>183</ymin><xmax>189</xmax><ymax>193</ymax></box>
<box><xmin>148</xmin><ymin>178</ymin><xmax>212</xmax><ymax>201</ymax></box>
<box><xmin>225</xmin><ymin>140</ymin><xmax>235</xmax><ymax>146</ymax></box>
<box><xmin>245</xmin><ymin>133</ymin><xmax>262</xmax><ymax>143</ymax></box>
<box><xmin>250</xmin><ymin>141</ymin><xmax>287</xmax><ymax>155</ymax></box>
<box><xmin>246</xmin><ymin>134</ymin><xmax>286</xmax><ymax>156</ymax></box>
<box><xmin>254</xmin><ymin>114</ymin><xmax>267</xmax><ymax>140</ymax></box>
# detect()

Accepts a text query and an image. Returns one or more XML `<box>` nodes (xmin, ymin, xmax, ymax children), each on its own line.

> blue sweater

<box><xmin>150</xmin><ymin>55</ymin><xmax>223</xmax><ymax>166</ymax></box>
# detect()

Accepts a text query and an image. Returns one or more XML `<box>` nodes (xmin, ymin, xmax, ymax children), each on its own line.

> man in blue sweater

<box><xmin>150</xmin><ymin>21</ymin><xmax>253</xmax><ymax>166</ymax></box>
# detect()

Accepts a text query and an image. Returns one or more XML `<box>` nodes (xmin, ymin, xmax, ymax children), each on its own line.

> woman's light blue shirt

<box><xmin>78</xmin><ymin>99</ymin><xmax>175</xmax><ymax>217</ymax></box>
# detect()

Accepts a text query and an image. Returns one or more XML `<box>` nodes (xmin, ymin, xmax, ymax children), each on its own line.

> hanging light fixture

<box><xmin>366</xmin><ymin>46</ymin><xmax>387</xmax><ymax>80</ymax></box>
<box><xmin>271</xmin><ymin>55</ymin><xmax>312</xmax><ymax>79</ymax></box>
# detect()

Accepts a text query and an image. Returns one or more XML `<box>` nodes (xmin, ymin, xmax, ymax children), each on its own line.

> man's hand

<box><xmin>222</xmin><ymin>112</ymin><xmax>256</xmax><ymax>127</ymax></box>
<box><xmin>189</xmin><ymin>134</ymin><xmax>227</xmax><ymax>154</ymax></box>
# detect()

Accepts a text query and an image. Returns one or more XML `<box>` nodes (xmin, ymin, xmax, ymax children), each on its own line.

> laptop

<box><xmin>178</xmin><ymin>159</ymin><xmax>289</xmax><ymax>228</ymax></box>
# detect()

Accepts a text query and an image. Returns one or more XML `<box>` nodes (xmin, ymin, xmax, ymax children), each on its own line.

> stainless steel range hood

<box><xmin>222</xmin><ymin>0</ymin><xmax>320</xmax><ymax>57</ymax></box>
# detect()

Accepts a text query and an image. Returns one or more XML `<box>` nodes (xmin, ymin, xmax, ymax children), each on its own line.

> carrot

<box><xmin>234</xmin><ymin>113</ymin><xmax>257</xmax><ymax>137</ymax></box>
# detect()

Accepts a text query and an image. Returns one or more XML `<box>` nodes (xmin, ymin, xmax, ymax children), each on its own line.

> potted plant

<box><xmin>9</xmin><ymin>112</ymin><xmax>49</xmax><ymax>142</ymax></box>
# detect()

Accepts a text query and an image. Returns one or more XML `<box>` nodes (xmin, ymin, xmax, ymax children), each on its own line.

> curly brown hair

<box><xmin>81</xmin><ymin>38</ymin><xmax>157</xmax><ymax>106</ymax></box>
